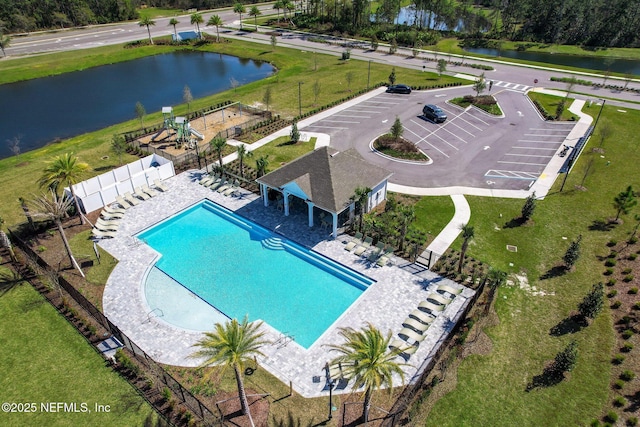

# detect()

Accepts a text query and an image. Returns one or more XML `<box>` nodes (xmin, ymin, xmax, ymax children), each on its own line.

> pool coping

<box><xmin>100</xmin><ymin>171</ymin><xmax>475</xmax><ymax>399</ymax></box>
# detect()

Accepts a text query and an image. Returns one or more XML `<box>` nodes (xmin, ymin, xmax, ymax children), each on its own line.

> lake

<box><xmin>0</xmin><ymin>51</ymin><xmax>274</xmax><ymax>159</ymax></box>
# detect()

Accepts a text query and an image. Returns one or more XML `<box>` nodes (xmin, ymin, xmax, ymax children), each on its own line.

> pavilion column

<box><xmin>261</xmin><ymin>183</ymin><xmax>269</xmax><ymax>207</ymax></box>
<box><xmin>283</xmin><ymin>191</ymin><xmax>290</xmax><ymax>216</ymax></box>
<box><xmin>349</xmin><ymin>203</ymin><xmax>355</xmax><ymax>224</ymax></box>
<box><xmin>331</xmin><ymin>212</ymin><xmax>338</xmax><ymax>239</ymax></box>
<box><xmin>306</xmin><ymin>201</ymin><xmax>315</xmax><ymax>227</ymax></box>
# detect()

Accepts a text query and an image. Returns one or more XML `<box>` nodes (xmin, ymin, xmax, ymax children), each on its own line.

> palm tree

<box><xmin>210</xmin><ymin>136</ymin><xmax>227</xmax><ymax>170</ymax></box>
<box><xmin>397</xmin><ymin>204</ymin><xmax>415</xmax><ymax>252</ymax></box>
<box><xmin>168</xmin><ymin>18</ymin><xmax>180</xmax><ymax>41</ymax></box>
<box><xmin>0</xmin><ymin>268</ymin><xmax>23</xmax><ymax>295</ymax></box>
<box><xmin>486</xmin><ymin>267</ymin><xmax>507</xmax><ymax>311</ymax></box>
<box><xmin>255</xmin><ymin>155</ymin><xmax>269</xmax><ymax>178</ymax></box>
<box><xmin>327</xmin><ymin>324</ymin><xmax>405</xmax><ymax>423</ymax></box>
<box><xmin>353</xmin><ymin>186</ymin><xmax>372</xmax><ymax>233</ymax></box>
<box><xmin>30</xmin><ymin>191</ymin><xmax>85</xmax><ymax>277</ymax></box>
<box><xmin>234</xmin><ymin>3</ymin><xmax>246</xmax><ymax>30</ymax></box>
<box><xmin>191</xmin><ymin>316</ymin><xmax>269</xmax><ymax>426</ymax></box>
<box><xmin>38</xmin><ymin>153</ymin><xmax>89</xmax><ymax>225</ymax></box>
<box><xmin>249</xmin><ymin>6</ymin><xmax>262</xmax><ymax>28</ymax></box>
<box><xmin>0</xmin><ymin>34</ymin><xmax>10</xmax><ymax>57</ymax></box>
<box><xmin>190</xmin><ymin>12</ymin><xmax>204</xmax><ymax>39</ymax></box>
<box><xmin>285</xmin><ymin>1</ymin><xmax>295</xmax><ymax>20</ymax></box>
<box><xmin>0</xmin><ymin>216</ymin><xmax>16</xmax><ymax>262</ymax></box>
<box><xmin>138</xmin><ymin>16</ymin><xmax>156</xmax><ymax>44</ymax></box>
<box><xmin>207</xmin><ymin>15</ymin><xmax>223</xmax><ymax>43</ymax></box>
<box><xmin>458</xmin><ymin>223</ymin><xmax>475</xmax><ymax>273</ymax></box>
<box><xmin>236</xmin><ymin>144</ymin><xmax>253</xmax><ymax>178</ymax></box>
<box><xmin>273</xmin><ymin>0</ymin><xmax>283</xmax><ymax>21</ymax></box>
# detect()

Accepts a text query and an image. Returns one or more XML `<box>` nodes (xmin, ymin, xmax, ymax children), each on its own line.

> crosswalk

<box><xmin>489</xmin><ymin>80</ymin><xmax>532</xmax><ymax>92</ymax></box>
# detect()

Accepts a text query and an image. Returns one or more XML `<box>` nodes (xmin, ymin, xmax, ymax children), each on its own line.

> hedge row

<box><xmin>551</xmin><ymin>76</ymin><xmax>640</xmax><ymax>94</ymax></box>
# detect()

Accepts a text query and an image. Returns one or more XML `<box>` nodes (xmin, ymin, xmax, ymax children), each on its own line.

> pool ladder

<box><xmin>144</xmin><ymin>308</ymin><xmax>164</xmax><ymax>324</ymax></box>
<box><xmin>275</xmin><ymin>333</ymin><xmax>294</xmax><ymax>349</ymax></box>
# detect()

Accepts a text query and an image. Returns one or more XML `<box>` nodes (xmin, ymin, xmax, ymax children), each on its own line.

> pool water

<box><xmin>138</xmin><ymin>200</ymin><xmax>373</xmax><ymax>348</ymax></box>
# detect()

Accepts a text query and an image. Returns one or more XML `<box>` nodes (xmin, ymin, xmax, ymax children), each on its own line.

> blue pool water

<box><xmin>138</xmin><ymin>200</ymin><xmax>373</xmax><ymax>348</ymax></box>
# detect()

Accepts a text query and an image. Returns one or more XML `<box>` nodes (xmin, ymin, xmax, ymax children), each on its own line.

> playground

<box><xmin>136</xmin><ymin>103</ymin><xmax>267</xmax><ymax>158</ymax></box>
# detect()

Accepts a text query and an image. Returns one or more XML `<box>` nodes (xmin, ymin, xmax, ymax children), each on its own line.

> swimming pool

<box><xmin>138</xmin><ymin>200</ymin><xmax>374</xmax><ymax>348</ymax></box>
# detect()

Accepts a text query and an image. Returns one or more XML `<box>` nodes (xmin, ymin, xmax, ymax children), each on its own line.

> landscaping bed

<box><xmin>450</xmin><ymin>95</ymin><xmax>503</xmax><ymax>116</ymax></box>
<box><xmin>373</xmin><ymin>135</ymin><xmax>430</xmax><ymax>162</ymax></box>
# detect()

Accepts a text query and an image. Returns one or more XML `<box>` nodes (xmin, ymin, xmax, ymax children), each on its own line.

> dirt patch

<box><xmin>506</xmin><ymin>272</ymin><xmax>555</xmax><ymax>296</ymax></box>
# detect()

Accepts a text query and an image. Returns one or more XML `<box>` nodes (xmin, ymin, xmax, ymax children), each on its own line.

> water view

<box><xmin>0</xmin><ymin>51</ymin><xmax>274</xmax><ymax>159</ymax></box>
<box><xmin>464</xmin><ymin>47</ymin><xmax>640</xmax><ymax>75</ymax></box>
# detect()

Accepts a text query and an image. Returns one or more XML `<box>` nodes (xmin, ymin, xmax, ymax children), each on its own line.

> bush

<box><xmin>604</xmin><ymin>268</ymin><xmax>614</xmax><ymax>275</ymax></box>
<box><xmin>608</xmin><ymin>240</ymin><xmax>618</xmax><ymax>247</ymax></box>
<box><xmin>635</xmin><ymin>301</ymin><xmax>640</xmax><ymax>310</ymax></box>
<box><xmin>629</xmin><ymin>236</ymin><xmax>638</xmax><ymax>244</ymax></box>
<box><xmin>630</xmin><ymin>287</ymin><xmax>639</xmax><ymax>294</ymax></box>
<box><xmin>605</xmin><ymin>411</ymin><xmax>619</xmax><ymax>423</ymax></box>
<box><xmin>628</xmin><ymin>416</ymin><xmax>639</xmax><ymax>426</ymax></box>
<box><xmin>621</xmin><ymin>342</ymin><xmax>634</xmax><ymax>352</ymax></box>
<box><xmin>608</xmin><ymin>289</ymin><xmax>618</xmax><ymax>298</ymax></box>
<box><xmin>607</xmin><ymin>279</ymin><xmax>617</xmax><ymax>286</ymax></box>
<box><xmin>605</xmin><ymin>259</ymin><xmax>617</xmax><ymax>267</ymax></box>
<box><xmin>622</xmin><ymin>267</ymin><xmax>633</xmax><ymax>274</ymax></box>
<box><xmin>623</xmin><ymin>275</ymin><xmax>634</xmax><ymax>282</ymax></box>
<box><xmin>620</xmin><ymin>370</ymin><xmax>635</xmax><ymax>381</ymax></box>
<box><xmin>622</xmin><ymin>329</ymin><xmax>634</xmax><ymax>339</ymax></box>
<box><xmin>613</xmin><ymin>396</ymin><xmax>627</xmax><ymax>407</ymax></box>
<box><xmin>162</xmin><ymin>387</ymin><xmax>172</xmax><ymax>401</ymax></box>
<box><xmin>611</xmin><ymin>300</ymin><xmax>622</xmax><ymax>309</ymax></box>
<box><xmin>612</xmin><ymin>354</ymin><xmax>625</xmax><ymax>365</ymax></box>
<box><xmin>613</xmin><ymin>379</ymin><xmax>625</xmax><ymax>388</ymax></box>
<box><xmin>628</xmin><ymin>253</ymin><xmax>638</xmax><ymax>260</ymax></box>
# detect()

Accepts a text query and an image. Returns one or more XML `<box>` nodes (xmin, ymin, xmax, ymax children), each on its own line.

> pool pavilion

<box><xmin>256</xmin><ymin>146</ymin><xmax>393</xmax><ymax>239</ymax></box>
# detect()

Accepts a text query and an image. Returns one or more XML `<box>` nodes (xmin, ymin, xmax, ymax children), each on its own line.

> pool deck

<box><xmin>100</xmin><ymin>171</ymin><xmax>475</xmax><ymax>399</ymax></box>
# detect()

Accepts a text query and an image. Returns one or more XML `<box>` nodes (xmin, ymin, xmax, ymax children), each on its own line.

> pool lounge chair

<box><xmin>209</xmin><ymin>178</ymin><xmax>226</xmax><ymax>191</ymax></box>
<box><xmin>100</xmin><ymin>210</ymin><xmax>124</xmax><ymax>220</ymax></box>
<box><xmin>216</xmin><ymin>179</ymin><xmax>234</xmax><ymax>193</ymax></box>
<box><xmin>223</xmin><ymin>181</ymin><xmax>240</xmax><ymax>197</ymax></box>
<box><xmin>141</xmin><ymin>184</ymin><xmax>159</xmax><ymax>197</ymax></box>
<box><xmin>418</xmin><ymin>300</ymin><xmax>445</xmax><ymax>314</ymax></box>
<box><xmin>327</xmin><ymin>363</ymin><xmax>342</xmax><ymax>381</ymax></box>
<box><xmin>133</xmin><ymin>187</ymin><xmax>151</xmax><ymax>200</ymax></box>
<box><xmin>344</xmin><ymin>232</ymin><xmax>363</xmax><ymax>252</ymax></box>
<box><xmin>389</xmin><ymin>338</ymin><xmax>418</xmax><ymax>356</ymax></box>
<box><xmin>402</xmin><ymin>317</ymin><xmax>430</xmax><ymax>334</ymax></box>
<box><xmin>123</xmin><ymin>192</ymin><xmax>141</xmax><ymax>206</ymax></box>
<box><xmin>115</xmin><ymin>196</ymin><xmax>132</xmax><ymax>209</ymax></box>
<box><xmin>91</xmin><ymin>228</ymin><xmax>117</xmax><ymax>239</ymax></box>
<box><xmin>153</xmin><ymin>179</ymin><xmax>168</xmax><ymax>192</ymax></box>
<box><xmin>437</xmin><ymin>284</ymin><xmax>463</xmax><ymax>296</ymax></box>
<box><xmin>206</xmin><ymin>176</ymin><xmax>224</xmax><ymax>189</ymax></box>
<box><xmin>95</xmin><ymin>219</ymin><xmax>120</xmax><ymax>231</ymax></box>
<box><xmin>428</xmin><ymin>293</ymin><xmax>453</xmax><ymax>306</ymax></box>
<box><xmin>367</xmin><ymin>242</ymin><xmax>386</xmax><ymax>262</ymax></box>
<box><xmin>353</xmin><ymin>236</ymin><xmax>373</xmax><ymax>256</ymax></box>
<box><xmin>409</xmin><ymin>309</ymin><xmax>436</xmax><ymax>325</ymax></box>
<box><xmin>199</xmin><ymin>173</ymin><xmax>216</xmax><ymax>186</ymax></box>
<box><xmin>398</xmin><ymin>327</ymin><xmax>426</xmax><ymax>344</ymax></box>
<box><xmin>104</xmin><ymin>205</ymin><xmax>126</xmax><ymax>215</ymax></box>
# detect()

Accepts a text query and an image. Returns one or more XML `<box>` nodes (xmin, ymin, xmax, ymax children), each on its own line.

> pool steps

<box><xmin>261</xmin><ymin>237</ymin><xmax>285</xmax><ymax>251</ymax></box>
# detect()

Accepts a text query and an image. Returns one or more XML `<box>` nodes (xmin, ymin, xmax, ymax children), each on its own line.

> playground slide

<box><xmin>189</xmin><ymin>128</ymin><xmax>204</xmax><ymax>140</ymax></box>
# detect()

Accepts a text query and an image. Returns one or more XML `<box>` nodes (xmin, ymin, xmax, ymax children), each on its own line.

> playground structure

<box><xmin>152</xmin><ymin>106</ymin><xmax>204</xmax><ymax>149</ymax></box>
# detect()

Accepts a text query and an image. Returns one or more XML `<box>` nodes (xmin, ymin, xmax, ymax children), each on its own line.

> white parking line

<box><xmin>497</xmin><ymin>160</ymin><xmax>548</xmax><ymax>166</ymax></box>
<box><xmin>504</xmin><ymin>153</ymin><xmax>553</xmax><ymax>158</ymax></box>
<box><xmin>361</xmin><ymin>100</ymin><xmax>400</xmax><ymax>105</ymax></box>
<box><xmin>319</xmin><ymin>119</ymin><xmax>361</xmax><ymax>123</ymax></box>
<box><xmin>339</xmin><ymin>114</ymin><xmax>372</xmax><ymax>118</ymax></box>
<box><xmin>408</xmin><ymin>119</ymin><xmax>463</xmax><ymax>147</ymax></box>
<box><xmin>512</xmin><ymin>146</ymin><xmax>558</xmax><ymax>150</ymax></box>
<box><xmin>517</xmin><ymin>140</ymin><xmax>563</xmax><ymax>144</ymax></box>
<box><xmin>523</xmin><ymin>133</ymin><xmax>568</xmax><ymax>137</ymax></box>
<box><xmin>445</xmin><ymin>118</ymin><xmax>477</xmax><ymax>136</ymax></box>
<box><xmin>304</xmin><ymin>125</ymin><xmax>349</xmax><ymax>130</ymax></box>
<box><xmin>403</xmin><ymin>127</ymin><xmax>450</xmax><ymax>158</ymax></box>
<box><xmin>349</xmin><ymin>105</ymin><xmax>389</xmax><ymax>109</ymax></box>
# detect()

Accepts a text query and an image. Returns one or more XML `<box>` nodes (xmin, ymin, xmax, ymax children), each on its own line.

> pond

<box><xmin>464</xmin><ymin>47</ymin><xmax>640</xmax><ymax>75</ymax></box>
<box><xmin>0</xmin><ymin>51</ymin><xmax>274</xmax><ymax>160</ymax></box>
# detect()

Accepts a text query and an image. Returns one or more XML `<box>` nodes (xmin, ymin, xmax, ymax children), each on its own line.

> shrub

<box><xmin>622</xmin><ymin>267</ymin><xmax>633</xmax><ymax>274</ymax></box>
<box><xmin>614</xmin><ymin>396</ymin><xmax>627</xmax><ymax>407</ymax></box>
<box><xmin>608</xmin><ymin>250</ymin><xmax>618</xmax><ymax>258</ymax></box>
<box><xmin>612</xmin><ymin>354</ymin><xmax>625</xmax><ymax>365</ymax></box>
<box><xmin>162</xmin><ymin>387</ymin><xmax>172</xmax><ymax>401</ymax></box>
<box><xmin>611</xmin><ymin>301</ymin><xmax>622</xmax><ymax>309</ymax></box>
<box><xmin>608</xmin><ymin>240</ymin><xmax>618</xmax><ymax>247</ymax></box>
<box><xmin>607</xmin><ymin>279</ymin><xmax>617</xmax><ymax>286</ymax></box>
<box><xmin>605</xmin><ymin>411</ymin><xmax>619</xmax><ymax>423</ymax></box>
<box><xmin>628</xmin><ymin>416</ymin><xmax>639</xmax><ymax>426</ymax></box>
<box><xmin>613</xmin><ymin>379</ymin><xmax>625</xmax><ymax>388</ymax></box>
<box><xmin>605</xmin><ymin>259</ymin><xmax>617</xmax><ymax>267</ymax></box>
<box><xmin>608</xmin><ymin>289</ymin><xmax>618</xmax><ymax>298</ymax></box>
<box><xmin>590</xmin><ymin>420</ymin><xmax>601</xmax><ymax>427</ymax></box>
<box><xmin>620</xmin><ymin>370</ymin><xmax>635</xmax><ymax>381</ymax></box>
<box><xmin>634</xmin><ymin>301</ymin><xmax>640</xmax><ymax>310</ymax></box>
<box><xmin>623</xmin><ymin>275</ymin><xmax>634</xmax><ymax>282</ymax></box>
<box><xmin>604</xmin><ymin>268</ymin><xmax>614</xmax><ymax>275</ymax></box>
<box><xmin>622</xmin><ymin>329</ymin><xmax>634</xmax><ymax>339</ymax></box>
<box><xmin>629</xmin><ymin>236</ymin><xmax>638</xmax><ymax>244</ymax></box>
<box><xmin>621</xmin><ymin>342</ymin><xmax>634</xmax><ymax>352</ymax></box>
<box><xmin>630</xmin><ymin>287</ymin><xmax>639</xmax><ymax>294</ymax></box>
<box><xmin>628</xmin><ymin>253</ymin><xmax>638</xmax><ymax>260</ymax></box>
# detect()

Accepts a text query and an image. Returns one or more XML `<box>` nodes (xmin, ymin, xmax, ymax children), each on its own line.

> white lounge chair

<box><xmin>223</xmin><ymin>181</ymin><xmax>240</xmax><ymax>196</ymax></box>
<box><xmin>418</xmin><ymin>300</ymin><xmax>445</xmax><ymax>314</ymax></box>
<box><xmin>399</xmin><ymin>327</ymin><xmax>426</xmax><ymax>344</ymax></box>
<box><xmin>344</xmin><ymin>232</ymin><xmax>363</xmax><ymax>252</ymax></box>
<box><xmin>389</xmin><ymin>338</ymin><xmax>418</xmax><ymax>356</ymax></box>
<box><xmin>115</xmin><ymin>196</ymin><xmax>132</xmax><ymax>209</ymax></box>
<box><xmin>92</xmin><ymin>228</ymin><xmax>117</xmax><ymax>239</ymax></box>
<box><xmin>123</xmin><ymin>192</ymin><xmax>141</xmax><ymax>206</ymax></box>
<box><xmin>104</xmin><ymin>205</ymin><xmax>126</xmax><ymax>215</ymax></box>
<box><xmin>95</xmin><ymin>219</ymin><xmax>120</xmax><ymax>231</ymax></box>
<box><xmin>428</xmin><ymin>293</ymin><xmax>453</xmax><ymax>306</ymax></box>
<box><xmin>133</xmin><ymin>187</ymin><xmax>151</xmax><ymax>200</ymax></box>
<box><xmin>153</xmin><ymin>179</ymin><xmax>168</xmax><ymax>192</ymax></box>
<box><xmin>402</xmin><ymin>317</ymin><xmax>430</xmax><ymax>334</ymax></box>
<box><xmin>353</xmin><ymin>236</ymin><xmax>373</xmax><ymax>256</ymax></box>
<box><xmin>141</xmin><ymin>184</ymin><xmax>159</xmax><ymax>197</ymax></box>
<box><xmin>100</xmin><ymin>210</ymin><xmax>124</xmax><ymax>220</ymax></box>
<box><xmin>437</xmin><ymin>284</ymin><xmax>463</xmax><ymax>296</ymax></box>
<box><xmin>409</xmin><ymin>309</ymin><xmax>435</xmax><ymax>325</ymax></box>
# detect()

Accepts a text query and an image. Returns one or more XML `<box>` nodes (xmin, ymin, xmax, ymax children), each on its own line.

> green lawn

<box><xmin>528</xmin><ymin>92</ymin><xmax>578</xmax><ymax>121</ymax></box>
<box><xmin>425</xmin><ymin>104</ymin><xmax>640</xmax><ymax>425</ymax></box>
<box><xmin>249</xmin><ymin>136</ymin><xmax>316</xmax><ymax>173</ymax></box>
<box><xmin>0</xmin><ymin>277</ymin><xmax>157</xmax><ymax>426</ymax></box>
<box><xmin>136</xmin><ymin>7</ymin><xmax>183</xmax><ymax>19</ymax></box>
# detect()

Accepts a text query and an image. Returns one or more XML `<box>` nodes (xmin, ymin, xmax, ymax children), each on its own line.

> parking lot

<box><xmin>304</xmin><ymin>86</ymin><xmax>577</xmax><ymax>191</ymax></box>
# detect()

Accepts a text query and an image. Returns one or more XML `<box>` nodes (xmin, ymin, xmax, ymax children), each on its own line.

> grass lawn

<box><xmin>528</xmin><ymin>92</ymin><xmax>578</xmax><ymax>121</ymax></box>
<box><xmin>136</xmin><ymin>7</ymin><xmax>184</xmax><ymax>19</ymax></box>
<box><xmin>249</xmin><ymin>136</ymin><xmax>316</xmax><ymax>173</ymax></box>
<box><xmin>425</xmin><ymin>104</ymin><xmax>640</xmax><ymax>425</ymax></box>
<box><xmin>0</xmin><ymin>277</ymin><xmax>157</xmax><ymax>426</ymax></box>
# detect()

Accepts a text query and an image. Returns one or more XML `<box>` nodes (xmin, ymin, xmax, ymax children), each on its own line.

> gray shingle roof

<box><xmin>256</xmin><ymin>146</ymin><xmax>393</xmax><ymax>213</ymax></box>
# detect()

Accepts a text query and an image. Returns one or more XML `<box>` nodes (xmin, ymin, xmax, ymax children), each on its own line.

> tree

<box><xmin>249</xmin><ymin>6</ymin><xmax>261</xmax><ymax>28</ymax></box>
<box><xmin>521</xmin><ymin>191</ymin><xmax>537</xmax><ymax>222</ymax></box>
<box><xmin>353</xmin><ymin>186</ymin><xmax>372</xmax><ymax>233</ymax></box>
<box><xmin>273</xmin><ymin>0</ymin><xmax>283</xmax><ymax>21</ymax></box>
<box><xmin>135</xmin><ymin>101</ymin><xmax>146</xmax><ymax>130</ymax></box>
<box><xmin>389</xmin><ymin>38</ymin><xmax>398</xmax><ymax>54</ymax></box>
<box><xmin>0</xmin><ymin>216</ymin><xmax>16</xmax><ymax>262</ymax></box>
<box><xmin>168</xmin><ymin>18</ymin><xmax>180</xmax><ymax>41</ymax></box>
<box><xmin>30</xmin><ymin>191</ymin><xmax>84</xmax><ymax>277</ymax></box>
<box><xmin>563</xmin><ymin>235</ymin><xmax>582</xmax><ymax>270</ymax></box>
<box><xmin>210</xmin><ymin>136</ymin><xmax>227</xmax><ymax>169</ymax></box>
<box><xmin>397</xmin><ymin>204</ymin><xmax>415</xmax><ymax>252</ymax></box>
<box><xmin>38</xmin><ymin>153</ymin><xmax>89</xmax><ymax>225</ymax></box>
<box><xmin>234</xmin><ymin>3</ymin><xmax>246</xmax><ymax>30</ymax></box>
<box><xmin>190</xmin><ymin>12</ymin><xmax>204</xmax><ymax>39</ymax></box>
<box><xmin>191</xmin><ymin>316</ymin><xmax>269</xmax><ymax>426</ymax></box>
<box><xmin>437</xmin><ymin>59</ymin><xmax>447</xmax><ymax>77</ymax></box>
<box><xmin>183</xmin><ymin>85</ymin><xmax>193</xmax><ymax>115</ymax></box>
<box><xmin>270</xmin><ymin>34</ymin><xmax>277</xmax><ymax>51</ymax></box>
<box><xmin>613</xmin><ymin>185</ymin><xmax>637</xmax><ymax>222</ymax></box>
<box><xmin>577</xmin><ymin>282</ymin><xmax>604</xmax><ymax>322</ymax></box>
<box><xmin>552</xmin><ymin>340</ymin><xmax>578</xmax><ymax>377</ymax></box>
<box><xmin>458</xmin><ymin>223</ymin><xmax>475</xmax><ymax>273</ymax></box>
<box><xmin>0</xmin><ymin>34</ymin><xmax>10</xmax><ymax>57</ymax></box>
<box><xmin>207</xmin><ymin>15</ymin><xmax>223</xmax><ymax>43</ymax></box>
<box><xmin>19</xmin><ymin>197</ymin><xmax>35</xmax><ymax>232</ymax></box>
<box><xmin>390</xmin><ymin>116</ymin><xmax>403</xmax><ymax>141</ymax></box>
<box><xmin>345</xmin><ymin>71</ymin><xmax>355</xmax><ymax>92</ymax></box>
<box><xmin>263</xmin><ymin>86</ymin><xmax>272</xmax><ymax>112</ymax></box>
<box><xmin>388</xmin><ymin>67</ymin><xmax>396</xmax><ymax>85</ymax></box>
<box><xmin>473</xmin><ymin>72</ymin><xmax>486</xmax><ymax>97</ymax></box>
<box><xmin>327</xmin><ymin>324</ymin><xmax>405</xmax><ymax>424</ymax></box>
<box><xmin>255</xmin><ymin>155</ymin><xmax>269</xmax><ymax>178</ymax></box>
<box><xmin>111</xmin><ymin>134</ymin><xmax>127</xmax><ymax>166</ymax></box>
<box><xmin>486</xmin><ymin>268</ymin><xmax>507</xmax><ymax>311</ymax></box>
<box><xmin>290</xmin><ymin>121</ymin><xmax>300</xmax><ymax>144</ymax></box>
<box><xmin>7</xmin><ymin>135</ymin><xmax>21</xmax><ymax>156</ymax></box>
<box><xmin>313</xmin><ymin>80</ymin><xmax>321</xmax><ymax>106</ymax></box>
<box><xmin>236</xmin><ymin>144</ymin><xmax>253</xmax><ymax>178</ymax></box>
<box><xmin>138</xmin><ymin>16</ymin><xmax>156</xmax><ymax>45</ymax></box>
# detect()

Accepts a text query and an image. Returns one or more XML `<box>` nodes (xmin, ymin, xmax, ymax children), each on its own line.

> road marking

<box><xmin>11</xmin><ymin>28</ymin><xmax>125</xmax><ymax>46</ymax></box>
<box><xmin>512</xmin><ymin>146</ymin><xmax>558</xmax><ymax>150</ymax></box>
<box><xmin>517</xmin><ymin>111</ymin><xmax>523</xmax><ymax>117</ymax></box>
<box><xmin>339</xmin><ymin>114</ymin><xmax>372</xmax><ymax>118</ymax></box>
<box><xmin>435</xmin><ymin>94</ymin><xmax>446</xmax><ymax>97</ymax></box>
<box><xmin>382</xmin><ymin>119</ymin><xmax>388</xmax><ymax>123</ymax></box>
<box><xmin>485</xmin><ymin>170</ymin><xmax>539</xmax><ymax>180</ymax></box>
<box><xmin>497</xmin><ymin>160</ymin><xmax>548</xmax><ymax>166</ymax></box>
<box><xmin>349</xmin><ymin>105</ymin><xmax>388</xmax><ymax>109</ymax></box>
<box><xmin>362</xmin><ymin>100</ymin><xmax>399</xmax><ymax>105</ymax></box>
<box><xmin>524</xmin><ymin>133</ymin><xmax>568</xmax><ymax>137</ymax></box>
<box><xmin>517</xmin><ymin>139</ymin><xmax>563</xmax><ymax>144</ymax></box>
<box><xmin>403</xmin><ymin>127</ymin><xmax>450</xmax><ymax>158</ymax></box>
<box><xmin>318</xmin><ymin>119</ymin><xmax>360</xmax><ymax>123</ymax></box>
<box><xmin>504</xmin><ymin>153</ymin><xmax>553</xmax><ymax>158</ymax></box>
<box><xmin>484</xmin><ymin>146</ymin><xmax>490</xmax><ymax>150</ymax></box>
<box><xmin>304</xmin><ymin>125</ymin><xmax>349</xmax><ymax>130</ymax></box>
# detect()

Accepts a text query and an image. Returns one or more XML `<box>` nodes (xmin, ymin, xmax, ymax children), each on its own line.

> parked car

<box><xmin>422</xmin><ymin>104</ymin><xmax>447</xmax><ymax>123</ymax></box>
<box><xmin>386</xmin><ymin>84</ymin><xmax>412</xmax><ymax>94</ymax></box>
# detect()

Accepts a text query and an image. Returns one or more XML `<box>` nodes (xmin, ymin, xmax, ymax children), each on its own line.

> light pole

<box><xmin>194</xmin><ymin>139</ymin><xmax>202</xmax><ymax>169</ymax></box>
<box><xmin>593</xmin><ymin>98</ymin><xmax>606</xmax><ymax>131</ymax></box>
<box><xmin>298</xmin><ymin>81</ymin><xmax>304</xmax><ymax>117</ymax></box>
<box><xmin>328</xmin><ymin>379</ymin><xmax>336</xmax><ymax>419</ymax></box>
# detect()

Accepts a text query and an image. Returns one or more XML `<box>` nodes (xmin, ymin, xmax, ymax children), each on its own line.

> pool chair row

<box><xmin>199</xmin><ymin>173</ymin><xmax>241</xmax><ymax>197</ymax></box>
<box><xmin>114</xmin><ymin>179</ymin><xmax>168</xmax><ymax>210</ymax></box>
<box><xmin>91</xmin><ymin>209</ymin><xmax>124</xmax><ymax>240</ymax></box>
<box><xmin>389</xmin><ymin>289</ymin><xmax>460</xmax><ymax>358</ymax></box>
<box><xmin>344</xmin><ymin>233</ymin><xmax>394</xmax><ymax>266</ymax></box>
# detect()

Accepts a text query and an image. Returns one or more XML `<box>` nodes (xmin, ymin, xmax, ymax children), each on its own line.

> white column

<box><xmin>283</xmin><ymin>191</ymin><xmax>290</xmax><ymax>216</ymax></box>
<box><xmin>261</xmin><ymin>184</ymin><xmax>269</xmax><ymax>207</ymax></box>
<box><xmin>307</xmin><ymin>201</ymin><xmax>315</xmax><ymax>227</ymax></box>
<box><xmin>331</xmin><ymin>212</ymin><xmax>338</xmax><ymax>239</ymax></box>
<box><xmin>349</xmin><ymin>203</ymin><xmax>355</xmax><ymax>224</ymax></box>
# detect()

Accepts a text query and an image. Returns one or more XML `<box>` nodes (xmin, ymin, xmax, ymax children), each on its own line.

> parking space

<box><xmin>302</xmin><ymin>87</ymin><xmax>578</xmax><ymax>191</ymax></box>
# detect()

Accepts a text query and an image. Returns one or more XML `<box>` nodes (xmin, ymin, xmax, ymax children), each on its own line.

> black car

<box><xmin>386</xmin><ymin>84</ymin><xmax>412</xmax><ymax>94</ymax></box>
<box><xmin>422</xmin><ymin>104</ymin><xmax>447</xmax><ymax>123</ymax></box>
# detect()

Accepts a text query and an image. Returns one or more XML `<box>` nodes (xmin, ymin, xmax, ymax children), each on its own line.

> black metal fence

<box><xmin>9</xmin><ymin>229</ymin><xmax>224</xmax><ymax>427</ymax></box>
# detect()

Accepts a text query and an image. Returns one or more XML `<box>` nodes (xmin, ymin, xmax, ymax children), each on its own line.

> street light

<box><xmin>298</xmin><ymin>81</ymin><xmax>304</xmax><ymax>117</ymax></box>
<box><xmin>593</xmin><ymin>98</ymin><xmax>606</xmax><ymax>131</ymax></box>
<box><xmin>328</xmin><ymin>378</ymin><xmax>336</xmax><ymax>419</ymax></box>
